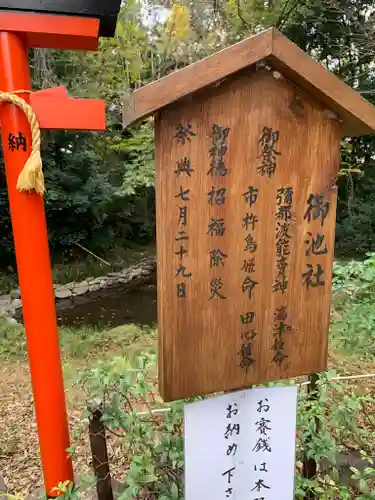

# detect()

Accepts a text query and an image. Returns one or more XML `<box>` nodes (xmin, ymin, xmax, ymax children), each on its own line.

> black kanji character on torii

<box><xmin>174</xmin><ymin>122</ymin><xmax>196</xmax><ymax>145</ymax></box>
<box><xmin>8</xmin><ymin>131</ymin><xmax>27</xmax><ymax>152</ymax></box>
<box><xmin>304</xmin><ymin>193</ymin><xmax>330</xmax><ymax>227</ymax></box>
<box><xmin>225</xmin><ymin>488</ymin><xmax>233</xmax><ymax>498</ymax></box>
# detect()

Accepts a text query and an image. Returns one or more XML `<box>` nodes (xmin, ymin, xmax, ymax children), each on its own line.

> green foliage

<box><xmin>78</xmin><ymin>352</ymin><xmax>375</xmax><ymax>499</ymax></box>
<box><xmin>331</xmin><ymin>253</ymin><xmax>375</xmax><ymax>358</ymax></box>
<box><xmin>295</xmin><ymin>372</ymin><xmax>375</xmax><ymax>498</ymax></box>
<box><xmin>111</xmin><ymin>121</ymin><xmax>155</xmax><ymax>196</ymax></box>
<box><xmin>80</xmin><ymin>353</ymin><xmax>185</xmax><ymax>499</ymax></box>
<box><xmin>0</xmin><ymin>0</ymin><xmax>375</xmax><ymax>270</ymax></box>
<box><xmin>50</xmin><ymin>481</ymin><xmax>78</xmax><ymax>500</ymax></box>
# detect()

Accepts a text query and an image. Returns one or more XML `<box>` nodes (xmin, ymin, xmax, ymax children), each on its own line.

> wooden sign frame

<box><xmin>123</xmin><ymin>28</ymin><xmax>375</xmax><ymax>402</ymax></box>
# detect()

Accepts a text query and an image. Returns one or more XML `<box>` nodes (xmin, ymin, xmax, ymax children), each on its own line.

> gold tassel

<box><xmin>16</xmin><ymin>150</ymin><xmax>45</xmax><ymax>196</ymax></box>
<box><xmin>0</xmin><ymin>90</ymin><xmax>45</xmax><ymax>196</ymax></box>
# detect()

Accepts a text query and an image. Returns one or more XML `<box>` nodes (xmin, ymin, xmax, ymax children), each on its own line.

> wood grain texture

<box><xmin>0</xmin><ymin>0</ymin><xmax>121</xmax><ymax>37</ymax></box>
<box><xmin>127</xmin><ymin>28</ymin><xmax>375</xmax><ymax>137</ymax></box>
<box><xmin>156</xmin><ymin>69</ymin><xmax>341</xmax><ymax>402</ymax></box>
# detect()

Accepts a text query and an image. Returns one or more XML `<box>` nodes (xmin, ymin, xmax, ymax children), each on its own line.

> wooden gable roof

<box><xmin>123</xmin><ymin>28</ymin><xmax>375</xmax><ymax>137</ymax></box>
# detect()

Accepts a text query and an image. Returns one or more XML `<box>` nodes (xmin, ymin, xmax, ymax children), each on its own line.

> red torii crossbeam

<box><xmin>0</xmin><ymin>6</ymin><xmax>119</xmax><ymax>495</ymax></box>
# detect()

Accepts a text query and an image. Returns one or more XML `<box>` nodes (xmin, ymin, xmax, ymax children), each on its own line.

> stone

<box><xmin>100</xmin><ymin>280</ymin><xmax>107</xmax><ymax>287</ymax></box>
<box><xmin>5</xmin><ymin>317</ymin><xmax>18</xmax><ymax>325</ymax></box>
<box><xmin>10</xmin><ymin>288</ymin><xmax>21</xmax><ymax>299</ymax></box>
<box><xmin>118</xmin><ymin>277</ymin><xmax>130</xmax><ymax>284</ymax></box>
<box><xmin>132</xmin><ymin>269</ymin><xmax>143</xmax><ymax>278</ymax></box>
<box><xmin>11</xmin><ymin>299</ymin><xmax>22</xmax><ymax>309</ymax></box>
<box><xmin>73</xmin><ymin>283</ymin><xmax>89</xmax><ymax>296</ymax></box>
<box><xmin>106</xmin><ymin>278</ymin><xmax>119</xmax><ymax>286</ymax></box>
<box><xmin>144</xmin><ymin>264</ymin><xmax>156</xmax><ymax>271</ymax></box>
<box><xmin>89</xmin><ymin>277</ymin><xmax>104</xmax><ymax>285</ymax></box>
<box><xmin>0</xmin><ymin>296</ymin><xmax>11</xmax><ymax>309</ymax></box>
<box><xmin>55</xmin><ymin>287</ymin><xmax>72</xmax><ymax>299</ymax></box>
<box><xmin>0</xmin><ymin>474</ymin><xmax>7</xmax><ymax>493</ymax></box>
<box><xmin>141</xmin><ymin>268</ymin><xmax>151</xmax><ymax>276</ymax></box>
<box><xmin>89</xmin><ymin>284</ymin><xmax>101</xmax><ymax>292</ymax></box>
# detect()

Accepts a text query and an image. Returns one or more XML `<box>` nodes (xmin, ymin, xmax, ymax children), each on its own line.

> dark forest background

<box><xmin>1</xmin><ymin>0</ymin><xmax>375</xmax><ymax>268</ymax></box>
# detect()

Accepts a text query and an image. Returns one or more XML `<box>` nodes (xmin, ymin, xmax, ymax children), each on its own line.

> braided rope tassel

<box><xmin>0</xmin><ymin>91</ymin><xmax>44</xmax><ymax>196</ymax></box>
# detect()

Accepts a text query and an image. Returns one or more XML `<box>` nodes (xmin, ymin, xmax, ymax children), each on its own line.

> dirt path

<box><xmin>0</xmin><ymin>360</ymin><xmax>129</xmax><ymax>497</ymax></box>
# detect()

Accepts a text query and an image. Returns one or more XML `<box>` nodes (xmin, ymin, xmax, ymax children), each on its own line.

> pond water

<box><xmin>17</xmin><ymin>272</ymin><xmax>157</xmax><ymax>329</ymax></box>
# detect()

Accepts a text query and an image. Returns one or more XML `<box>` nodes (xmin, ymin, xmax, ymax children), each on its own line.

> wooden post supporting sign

<box><xmin>0</xmin><ymin>1</ymin><xmax>121</xmax><ymax>494</ymax></box>
<box><xmin>124</xmin><ymin>28</ymin><xmax>375</xmax><ymax>402</ymax></box>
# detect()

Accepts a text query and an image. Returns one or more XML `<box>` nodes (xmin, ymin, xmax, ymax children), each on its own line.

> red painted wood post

<box><xmin>0</xmin><ymin>31</ymin><xmax>73</xmax><ymax>494</ymax></box>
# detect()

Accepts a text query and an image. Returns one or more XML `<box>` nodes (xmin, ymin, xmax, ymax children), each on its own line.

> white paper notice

<box><xmin>184</xmin><ymin>385</ymin><xmax>298</xmax><ymax>500</ymax></box>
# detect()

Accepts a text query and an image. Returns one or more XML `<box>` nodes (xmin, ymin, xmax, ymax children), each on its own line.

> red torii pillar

<box><xmin>0</xmin><ymin>12</ymin><xmax>107</xmax><ymax>495</ymax></box>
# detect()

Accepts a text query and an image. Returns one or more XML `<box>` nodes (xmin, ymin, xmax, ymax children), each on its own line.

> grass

<box><xmin>0</xmin><ymin>243</ymin><xmax>155</xmax><ymax>294</ymax></box>
<box><xmin>0</xmin><ymin>320</ymin><xmax>157</xmax><ymax>496</ymax></box>
<box><xmin>0</xmin><ymin>320</ymin><xmax>156</xmax><ymax>362</ymax></box>
<box><xmin>1</xmin><ymin>255</ymin><xmax>375</xmax><ymax>497</ymax></box>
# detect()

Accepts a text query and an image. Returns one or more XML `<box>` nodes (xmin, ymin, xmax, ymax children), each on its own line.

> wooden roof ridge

<box><xmin>123</xmin><ymin>28</ymin><xmax>375</xmax><ymax>137</ymax></box>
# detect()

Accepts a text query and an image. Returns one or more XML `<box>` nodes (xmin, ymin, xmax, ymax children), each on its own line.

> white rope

<box><xmin>135</xmin><ymin>372</ymin><xmax>375</xmax><ymax>417</ymax></box>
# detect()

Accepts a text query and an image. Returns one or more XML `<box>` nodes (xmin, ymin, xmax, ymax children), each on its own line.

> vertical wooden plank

<box><xmin>156</xmin><ymin>68</ymin><xmax>341</xmax><ymax>401</ymax></box>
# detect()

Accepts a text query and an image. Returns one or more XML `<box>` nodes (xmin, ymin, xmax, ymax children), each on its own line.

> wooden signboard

<box><xmin>124</xmin><ymin>29</ymin><xmax>375</xmax><ymax>401</ymax></box>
